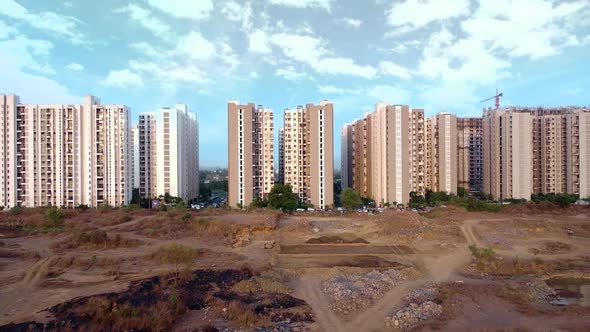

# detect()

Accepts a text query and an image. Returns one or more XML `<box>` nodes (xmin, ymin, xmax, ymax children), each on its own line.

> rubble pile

<box><xmin>322</xmin><ymin>269</ymin><xmax>406</xmax><ymax>315</ymax></box>
<box><xmin>385</xmin><ymin>301</ymin><xmax>442</xmax><ymax>330</ymax></box>
<box><xmin>385</xmin><ymin>285</ymin><xmax>442</xmax><ymax>330</ymax></box>
<box><xmin>402</xmin><ymin>283</ymin><xmax>439</xmax><ymax>305</ymax></box>
<box><xmin>525</xmin><ymin>279</ymin><xmax>556</xmax><ymax>303</ymax></box>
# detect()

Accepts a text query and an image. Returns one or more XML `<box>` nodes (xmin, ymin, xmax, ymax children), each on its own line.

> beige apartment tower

<box><xmin>282</xmin><ymin>102</ymin><xmax>334</xmax><ymax>209</ymax></box>
<box><xmin>0</xmin><ymin>94</ymin><xmax>131</xmax><ymax>208</ymax></box>
<box><xmin>429</xmin><ymin>113</ymin><xmax>458</xmax><ymax>194</ymax></box>
<box><xmin>137</xmin><ymin>106</ymin><xmax>199</xmax><ymax>203</ymax></box>
<box><xmin>483</xmin><ymin>108</ymin><xmax>533</xmax><ymax>200</ymax></box>
<box><xmin>227</xmin><ymin>102</ymin><xmax>274</xmax><ymax>208</ymax></box>
<box><xmin>342</xmin><ymin>104</ymin><xmax>459</xmax><ymax>206</ymax></box>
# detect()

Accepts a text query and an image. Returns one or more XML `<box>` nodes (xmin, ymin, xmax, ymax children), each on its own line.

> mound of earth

<box><xmin>306</xmin><ymin>233</ymin><xmax>369</xmax><ymax>244</ymax></box>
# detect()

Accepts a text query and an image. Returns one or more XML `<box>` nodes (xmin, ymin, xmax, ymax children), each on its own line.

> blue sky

<box><xmin>1</xmin><ymin>0</ymin><xmax>589</xmax><ymax>168</ymax></box>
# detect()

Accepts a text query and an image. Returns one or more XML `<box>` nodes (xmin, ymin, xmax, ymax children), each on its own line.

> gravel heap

<box><xmin>385</xmin><ymin>285</ymin><xmax>442</xmax><ymax>330</ymax></box>
<box><xmin>322</xmin><ymin>269</ymin><xmax>406</xmax><ymax>315</ymax></box>
<box><xmin>525</xmin><ymin>279</ymin><xmax>556</xmax><ymax>303</ymax></box>
<box><xmin>402</xmin><ymin>283</ymin><xmax>439</xmax><ymax>305</ymax></box>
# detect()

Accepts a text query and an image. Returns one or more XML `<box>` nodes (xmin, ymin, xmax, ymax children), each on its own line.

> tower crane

<box><xmin>480</xmin><ymin>89</ymin><xmax>503</xmax><ymax>109</ymax></box>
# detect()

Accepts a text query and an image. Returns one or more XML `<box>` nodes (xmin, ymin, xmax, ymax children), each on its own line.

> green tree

<box><xmin>457</xmin><ymin>187</ymin><xmax>468</xmax><ymax>198</ymax></box>
<box><xmin>409</xmin><ymin>191</ymin><xmax>427</xmax><ymax>208</ymax></box>
<box><xmin>340</xmin><ymin>188</ymin><xmax>363</xmax><ymax>211</ymax></box>
<box><xmin>249</xmin><ymin>196</ymin><xmax>267</xmax><ymax>209</ymax></box>
<box><xmin>267</xmin><ymin>184</ymin><xmax>298</xmax><ymax>213</ymax></box>
<box><xmin>130</xmin><ymin>188</ymin><xmax>141</xmax><ymax>205</ymax></box>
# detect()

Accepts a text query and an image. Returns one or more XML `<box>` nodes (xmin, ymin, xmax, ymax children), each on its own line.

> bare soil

<box><xmin>0</xmin><ymin>205</ymin><xmax>589</xmax><ymax>331</ymax></box>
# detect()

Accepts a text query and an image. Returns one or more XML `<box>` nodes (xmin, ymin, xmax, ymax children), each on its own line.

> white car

<box><xmin>296</xmin><ymin>208</ymin><xmax>305</xmax><ymax>212</ymax></box>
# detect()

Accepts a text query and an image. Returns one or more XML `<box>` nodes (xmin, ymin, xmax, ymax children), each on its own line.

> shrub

<box><xmin>76</xmin><ymin>204</ymin><xmax>90</xmax><ymax>210</ymax></box>
<box><xmin>468</xmin><ymin>245</ymin><xmax>495</xmax><ymax>261</ymax></box>
<box><xmin>44</xmin><ymin>208</ymin><xmax>65</xmax><ymax>228</ymax></box>
<box><xmin>341</xmin><ymin>188</ymin><xmax>363</xmax><ymax>211</ymax></box>
<box><xmin>10</xmin><ymin>206</ymin><xmax>23</xmax><ymax>215</ymax></box>
<box><xmin>150</xmin><ymin>243</ymin><xmax>196</xmax><ymax>282</ymax></box>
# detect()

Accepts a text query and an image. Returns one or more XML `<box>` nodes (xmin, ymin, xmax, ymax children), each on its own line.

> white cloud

<box><xmin>129</xmin><ymin>42</ymin><xmax>166</xmax><ymax>58</ymax></box>
<box><xmin>222</xmin><ymin>1</ymin><xmax>252</xmax><ymax>31</ymax></box>
<box><xmin>0</xmin><ymin>36</ymin><xmax>55</xmax><ymax>75</ymax></box>
<box><xmin>462</xmin><ymin>0</ymin><xmax>589</xmax><ymax>59</ymax></box>
<box><xmin>315</xmin><ymin>58</ymin><xmax>376</xmax><ymax>78</ymax></box>
<box><xmin>379</xmin><ymin>61</ymin><xmax>411</xmax><ymax>79</ymax></box>
<box><xmin>0</xmin><ymin>35</ymin><xmax>78</xmax><ymax>103</ymax></box>
<box><xmin>248</xmin><ymin>29</ymin><xmax>272</xmax><ymax>53</ymax></box>
<box><xmin>386</xmin><ymin>0</ymin><xmax>469</xmax><ymax>31</ymax></box>
<box><xmin>0</xmin><ymin>0</ymin><xmax>85</xmax><ymax>43</ymax></box>
<box><xmin>219</xmin><ymin>42</ymin><xmax>239</xmax><ymax>69</ymax></box>
<box><xmin>102</xmin><ymin>69</ymin><xmax>143</xmax><ymax>88</ymax></box>
<box><xmin>270</xmin><ymin>32</ymin><xmax>376</xmax><ymax>78</ymax></box>
<box><xmin>175</xmin><ymin>31</ymin><xmax>216</xmax><ymax>60</ymax></box>
<box><xmin>318</xmin><ymin>85</ymin><xmax>361</xmax><ymax>95</ymax></box>
<box><xmin>115</xmin><ymin>4</ymin><xmax>170</xmax><ymax>38</ymax></box>
<box><xmin>0</xmin><ymin>20</ymin><xmax>18</xmax><ymax>38</ymax></box>
<box><xmin>275</xmin><ymin>66</ymin><xmax>312</xmax><ymax>81</ymax></box>
<box><xmin>341</xmin><ymin>17</ymin><xmax>362</xmax><ymax>28</ymax></box>
<box><xmin>366</xmin><ymin>84</ymin><xmax>410</xmax><ymax>104</ymax></box>
<box><xmin>269</xmin><ymin>0</ymin><xmax>334</xmax><ymax>11</ymax></box>
<box><xmin>146</xmin><ymin>0</ymin><xmax>213</xmax><ymax>19</ymax></box>
<box><xmin>65</xmin><ymin>62</ymin><xmax>84</xmax><ymax>71</ymax></box>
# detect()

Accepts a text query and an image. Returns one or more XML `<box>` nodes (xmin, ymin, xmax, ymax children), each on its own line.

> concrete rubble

<box><xmin>322</xmin><ymin>269</ymin><xmax>406</xmax><ymax>315</ymax></box>
<box><xmin>385</xmin><ymin>284</ymin><xmax>442</xmax><ymax>330</ymax></box>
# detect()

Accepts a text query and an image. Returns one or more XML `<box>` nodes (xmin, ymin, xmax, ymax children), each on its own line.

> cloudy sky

<box><xmin>1</xmin><ymin>0</ymin><xmax>589</xmax><ymax>167</ymax></box>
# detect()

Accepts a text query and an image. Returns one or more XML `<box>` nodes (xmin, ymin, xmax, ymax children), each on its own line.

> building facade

<box><xmin>282</xmin><ymin>102</ymin><xmax>334</xmax><ymax>209</ymax></box>
<box><xmin>138</xmin><ymin>113</ymin><xmax>157</xmax><ymax>199</ymax></box>
<box><xmin>341</xmin><ymin>124</ymin><xmax>353</xmax><ymax>189</ymax></box>
<box><xmin>430</xmin><ymin>113</ymin><xmax>458</xmax><ymax>194</ymax></box>
<box><xmin>131</xmin><ymin>125</ymin><xmax>140</xmax><ymax>189</ymax></box>
<box><xmin>227</xmin><ymin>102</ymin><xmax>274</xmax><ymax>208</ymax></box>
<box><xmin>457</xmin><ymin>118</ymin><xmax>483</xmax><ymax>193</ymax></box>
<box><xmin>341</xmin><ymin>105</ymin><xmax>458</xmax><ymax>206</ymax></box>
<box><xmin>483</xmin><ymin>107</ymin><xmax>590</xmax><ymax>201</ymax></box>
<box><xmin>138</xmin><ymin>106</ymin><xmax>199</xmax><ymax>203</ymax></box>
<box><xmin>0</xmin><ymin>94</ymin><xmax>131</xmax><ymax>208</ymax></box>
<box><xmin>483</xmin><ymin>108</ymin><xmax>534</xmax><ymax>200</ymax></box>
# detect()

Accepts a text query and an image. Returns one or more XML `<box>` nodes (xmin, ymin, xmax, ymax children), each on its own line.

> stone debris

<box><xmin>481</xmin><ymin>234</ymin><xmax>513</xmax><ymax>248</ymax></box>
<box><xmin>385</xmin><ymin>285</ymin><xmax>442</xmax><ymax>330</ymax></box>
<box><xmin>256</xmin><ymin>319</ymin><xmax>308</xmax><ymax>332</ymax></box>
<box><xmin>402</xmin><ymin>283</ymin><xmax>439</xmax><ymax>306</ymax></box>
<box><xmin>385</xmin><ymin>301</ymin><xmax>442</xmax><ymax>330</ymax></box>
<box><xmin>525</xmin><ymin>279</ymin><xmax>556</xmax><ymax>303</ymax></box>
<box><xmin>322</xmin><ymin>269</ymin><xmax>406</xmax><ymax>315</ymax></box>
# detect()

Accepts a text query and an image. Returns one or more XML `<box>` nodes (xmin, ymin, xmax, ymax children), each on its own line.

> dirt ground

<box><xmin>1</xmin><ymin>205</ymin><xmax>589</xmax><ymax>331</ymax></box>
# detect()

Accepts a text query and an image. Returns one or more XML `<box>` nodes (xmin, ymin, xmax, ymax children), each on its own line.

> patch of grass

<box><xmin>496</xmin><ymin>285</ymin><xmax>530</xmax><ymax>305</ymax></box>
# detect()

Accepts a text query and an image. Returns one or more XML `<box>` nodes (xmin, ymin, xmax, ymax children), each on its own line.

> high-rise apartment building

<box><xmin>483</xmin><ymin>109</ymin><xmax>534</xmax><ymax>200</ymax></box>
<box><xmin>457</xmin><ymin>118</ymin><xmax>483</xmax><ymax>193</ymax></box>
<box><xmin>282</xmin><ymin>102</ymin><xmax>334</xmax><ymax>209</ymax></box>
<box><xmin>278</xmin><ymin>128</ymin><xmax>285</xmax><ymax>185</ymax></box>
<box><xmin>131</xmin><ymin>126</ymin><xmax>140</xmax><ymax>189</ymax></box>
<box><xmin>342</xmin><ymin>104</ymin><xmax>458</xmax><ymax>206</ymax></box>
<box><xmin>138</xmin><ymin>106</ymin><xmax>199</xmax><ymax>203</ymax></box>
<box><xmin>0</xmin><ymin>94</ymin><xmax>131</xmax><ymax>208</ymax></box>
<box><xmin>138</xmin><ymin>113</ymin><xmax>157</xmax><ymax>199</ymax></box>
<box><xmin>483</xmin><ymin>107</ymin><xmax>590</xmax><ymax>200</ymax></box>
<box><xmin>341</xmin><ymin>124</ymin><xmax>353</xmax><ymax>189</ymax></box>
<box><xmin>227</xmin><ymin>102</ymin><xmax>274</xmax><ymax>208</ymax></box>
<box><xmin>429</xmin><ymin>113</ymin><xmax>458</xmax><ymax>194</ymax></box>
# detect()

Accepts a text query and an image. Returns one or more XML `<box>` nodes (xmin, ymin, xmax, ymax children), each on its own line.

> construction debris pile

<box><xmin>322</xmin><ymin>269</ymin><xmax>406</xmax><ymax>315</ymax></box>
<box><xmin>385</xmin><ymin>284</ymin><xmax>442</xmax><ymax>330</ymax></box>
<box><xmin>525</xmin><ymin>279</ymin><xmax>556</xmax><ymax>303</ymax></box>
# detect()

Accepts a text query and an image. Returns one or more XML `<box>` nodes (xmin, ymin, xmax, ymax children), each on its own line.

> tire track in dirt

<box><xmin>292</xmin><ymin>274</ymin><xmax>344</xmax><ymax>332</ymax></box>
